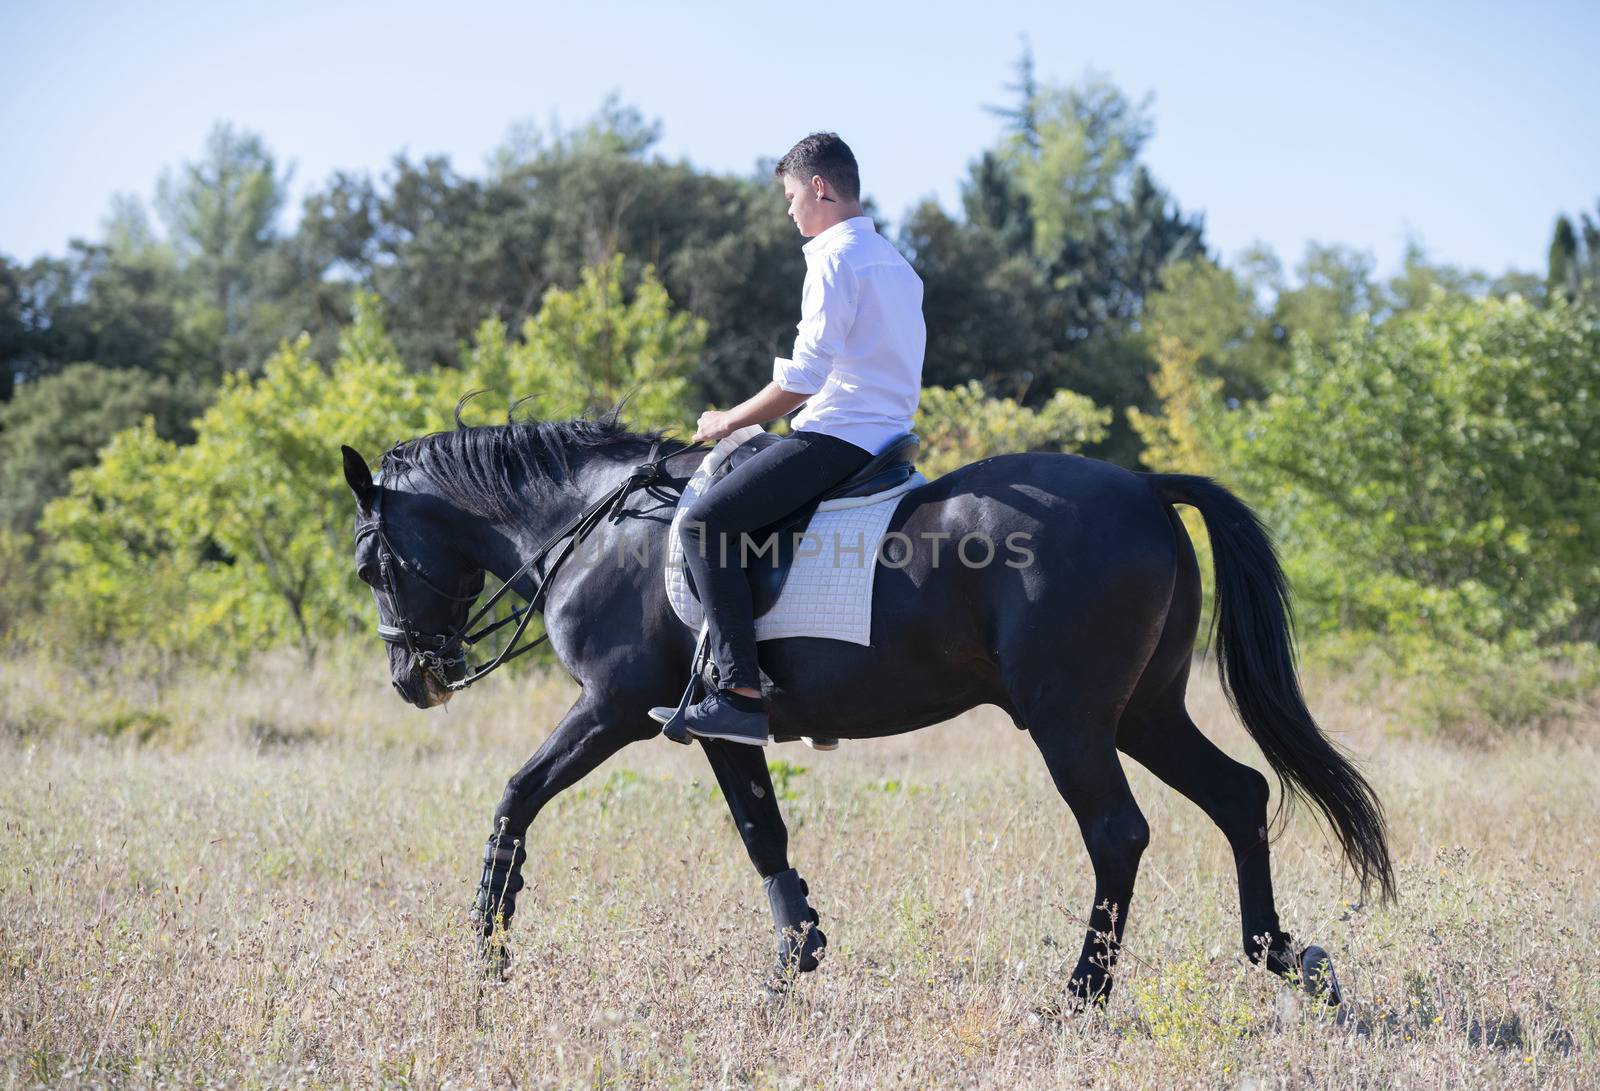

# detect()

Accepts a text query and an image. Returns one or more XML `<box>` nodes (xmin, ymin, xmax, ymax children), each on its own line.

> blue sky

<box><xmin>3</xmin><ymin>0</ymin><xmax>1596</xmax><ymax>279</ymax></box>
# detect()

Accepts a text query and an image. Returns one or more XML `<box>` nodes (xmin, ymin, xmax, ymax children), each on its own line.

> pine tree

<box><xmin>1548</xmin><ymin>214</ymin><xmax>1580</xmax><ymax>304</ymax></box>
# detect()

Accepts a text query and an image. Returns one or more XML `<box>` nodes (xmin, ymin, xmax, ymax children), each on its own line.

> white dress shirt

<box><xmin>772</xmin><ymin>216</ymin><xmax>926</xmax><ymax>455</ymax></box>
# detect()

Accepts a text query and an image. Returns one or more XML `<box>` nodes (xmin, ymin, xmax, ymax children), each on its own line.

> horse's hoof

<box><xmin>1299</xmin><ymin>945</ymin><xmax>1341</xmax><ymax>1006</ymax></box>
<box><xmin>1029</xmin><ymin>998</ymin><xmax>1080</xmax><ymax>1024</ymax></box>
<box><xmin>756</xmin><ymin>975</ymin><xmax>791</xmax><ymax>1006</ymax></box>
<box><xmin>1065</xmin><ymin>964</ymin><xmax>1113</xmax><ymax>1010</ymax></box>
<box><xmin>478</xmin><ymin>935</ymin><xmax>512</xmax><ymax>981</ymax></box>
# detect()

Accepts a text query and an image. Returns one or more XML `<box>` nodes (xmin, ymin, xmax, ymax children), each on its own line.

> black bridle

<box><xmin>358</xmin><ymin>440</ymin><xmax>672</xmax><ymax>692</ymax></box>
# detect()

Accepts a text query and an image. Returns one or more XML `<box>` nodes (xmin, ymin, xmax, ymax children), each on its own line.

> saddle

<box><xmin>682</xmin><ymin>432</ymin><xmax>920</xmax><ymax>618</ymax></box>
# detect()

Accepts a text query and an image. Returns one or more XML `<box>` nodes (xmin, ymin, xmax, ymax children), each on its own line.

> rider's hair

<box><xmin>775</xmin><ymin>132</ymin><xmax>860</xmax><ymax>202</ymax></box>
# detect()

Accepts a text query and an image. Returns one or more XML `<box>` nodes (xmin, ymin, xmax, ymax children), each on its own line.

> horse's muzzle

<box><xmin>393</xmin><ymin>651</ymin><xmax>463</xmax><ymax>708</ymax></box>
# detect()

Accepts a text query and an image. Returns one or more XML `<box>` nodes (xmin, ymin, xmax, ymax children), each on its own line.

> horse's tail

<box><xmin>1147</xmin><ymin>473</ymin><xmax>1395</xmax><ymax>901</ymax></box>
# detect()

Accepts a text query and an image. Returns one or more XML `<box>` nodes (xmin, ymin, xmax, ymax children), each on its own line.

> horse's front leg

<box><xmin>473</xmin><ymin>694</ymin><xmax>653</xmax><ymax>963</ymax></box>
<box><xmin>700</xmin><ymin>740</ymin><xmax>827</xmax><ymax>986</ymax></box>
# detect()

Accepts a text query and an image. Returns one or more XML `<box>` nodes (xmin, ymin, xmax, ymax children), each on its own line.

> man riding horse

<box><xmin>342</xmin><ymin>131</ymin><xmax>1391</xmax><ymax>1006</ymax></box>
<box><xmin>649</xmin><ymin>131</ymin><xmax>927</xmax><ymax>746</ymax></box>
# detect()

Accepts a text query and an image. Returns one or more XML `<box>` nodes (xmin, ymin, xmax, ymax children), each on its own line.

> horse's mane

<box><xmin>380</xmin><ymin>401</ymin><xmax>667</xmax><ymax>530</ymax></box>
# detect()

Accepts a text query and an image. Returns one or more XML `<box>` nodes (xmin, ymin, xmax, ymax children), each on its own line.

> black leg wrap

<box><xmin>764</xmin><ymin>868</ymin><xmax>826</xmax><ymax>976</ymax></box>
<box><xmin>471</xmin><ymin>832</ymin><xmax>528</xmax><ymax>941</ymax></box>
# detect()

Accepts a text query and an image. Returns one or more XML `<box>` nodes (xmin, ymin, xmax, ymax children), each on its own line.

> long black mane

<box><xmin>380</xmin><ymin>405</ymin><xmax>669</xmax><ymax>531</ymax></box>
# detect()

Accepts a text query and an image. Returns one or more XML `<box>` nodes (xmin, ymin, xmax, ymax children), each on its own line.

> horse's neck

<box><xmin>487</xmin><ymin>437</ymin><xmax>686</xmax><ymax>595</ymax></box>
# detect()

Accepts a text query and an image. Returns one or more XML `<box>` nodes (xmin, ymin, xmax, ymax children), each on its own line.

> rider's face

<box><xmin>781</xmin><ymin>172</ymin><xmax>832</xmax><ymax>238</ymax></box>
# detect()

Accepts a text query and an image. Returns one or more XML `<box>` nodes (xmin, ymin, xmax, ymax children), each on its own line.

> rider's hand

<box><xmin>693</xmin><ymin>410</ymin><xmax>735</xmax><ymax>444</ymax></box>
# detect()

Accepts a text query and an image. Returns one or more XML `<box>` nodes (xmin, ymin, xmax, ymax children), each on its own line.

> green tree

<box><xmin>1268</xmin><ymin>242</ymin><xmax>1377</xmax><ymax>350</ymax></box>
<box><xmin>296</xmin><ymin>100</ymin><xmax>800</xmax><ymax>406</ymax></box>
<box><xmin>1127</xmin><ymin>336</ymin><xmax>1227</xmax><ymax>476</ymax></box>
<box><xmin>915</xmin><ymin>381</ymin><xmax>1110</xmax><ymax>478</ymax></box>
<box><xmin>1549</xmin><ymin>214</ymin><xmax>1580</xmax><ymax>304</ymax></box>
<box><xmin>1139</xmin><ymin>255</ymin><xmax>1287</xmax><ymax>401</ymax></box>
<box><xmin>156</xmin><ymin>122</ymin><xmax>291</xmax><ymax>377</ymax></box>
<box><xmin>0</xmin><ymin>363</ymin><xmax>202</xmax><ymax>534</ymax></box>
<box><xmin>1002</xmin><ymin>76</ymin><xmax>1156</xmax><ymax>262</ymax></box>
<box><xmin>519</xmin><ymin>254</ymin><xmax>705</xmax><ymax>428</ymax></box>
<box><xmin>3</xmin><ymin>252</ymin><xmax>96</xmax><ymax>388</ymax></box>
<box><xmin>906</xmin><ymin>55</ymin><xmax>1204</xmax><ymax>460</ymax></box>
<box><xmin>43</xmin><ymin>300</ymin><xmax>450</xmax><ymax>654</ymax></box>
<box><xmin>1545</xmin><ymin>203</ymin><xmax>1600</xmax><ymax>308</ymax></box>
<box><xmin>0</xmin><ymin>198</ymin><xmax>189</xmax><ymax>398</ymax></box>
<box><xmin>0</xmin><ymin>528</ymin><xmax>41</xmax><ymax>639</ymax></box>
<box><xmin>1382</xmin><ymin>239</ymin><xmax>1501</xmax><ymax>313</ymax></box>
<box><xmin>1225</xmin><ymin>294</ymin><xmax>1600</xmax><ymax>651</ymax></box>
<box><xmin>898</xmin><ymin>199</ymin><xmax>1055</xmax><ymax>395</ymax></box>
<box><xmin>2</xmin><ymin>240</ymin><xmax>186</xmax><ymax>382</ymax></box>
<box><xmin>0</xmin><ymin>255</ymin><xmax>36</xmax><ymax>399</ymax></box>
<box><xmin>460</xmin><ymin>255</ymin><xmax>704</xmax><ymax>430</ymax></box>
<box><xmin>40</xmin><ymin>420</ymin><xmax>204</xmax><ymax>646</ymax></box>
<box><xmin>38</xmin><ymin>262</ymin><xmax>709</xmax><ymax>656</ymax></box>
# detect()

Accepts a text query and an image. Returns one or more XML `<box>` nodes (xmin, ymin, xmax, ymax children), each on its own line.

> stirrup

<box><xmin>660</xmin><ymin>626</ymin><xmax>712</xmax><ymax>745</ymax></box>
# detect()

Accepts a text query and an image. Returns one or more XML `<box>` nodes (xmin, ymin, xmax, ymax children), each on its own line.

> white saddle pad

<box><xmin>664</xmin><ymin>426</ymin><xmax>924</xmax><ymax>645</ymax></box>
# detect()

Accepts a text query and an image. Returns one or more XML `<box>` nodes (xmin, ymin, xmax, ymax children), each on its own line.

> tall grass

<box><xmin>1</xmin><ymin>645</ymin><xmax>1596</xmax><ymax>1087</ymax></box>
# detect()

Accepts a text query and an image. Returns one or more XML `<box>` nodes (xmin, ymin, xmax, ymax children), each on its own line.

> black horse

<box><xmin>341</xmin><ymin>410</ymin><xmax>1393</xmax><ymax>1004</ymax></box>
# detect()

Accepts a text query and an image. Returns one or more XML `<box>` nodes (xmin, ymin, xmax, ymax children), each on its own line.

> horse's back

<box><xmin>893</xmin><ymin>451</ymin><xmax>1179</xmax><ymax>572</ymax></box>
<box><xmin>761</xmin><ymin>452</ymin><xmax>1183</xmax><ymax>737</ymax></box>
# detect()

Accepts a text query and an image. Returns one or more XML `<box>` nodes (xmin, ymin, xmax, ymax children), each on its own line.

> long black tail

<box><xmin>1147</xmin><ymin>473</ymin><xmax>1396</xmax><ymax>901</ymax></box>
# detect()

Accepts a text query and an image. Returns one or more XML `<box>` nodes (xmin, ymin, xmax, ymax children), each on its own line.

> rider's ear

<box><xmin>342</xmin><ymin>445</ymin><xmax>376</xmax><ymax>510</ymax></box>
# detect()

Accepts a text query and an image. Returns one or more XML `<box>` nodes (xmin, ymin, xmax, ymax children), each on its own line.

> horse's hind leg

<box><xmin>1117</xmin><ymin>670</ymin><xmax>1299</xmax><ymax>980</ymax></box>
<box><xmin>700</xmin><ymin>740</ymin><xmax>826</xmax><ymax>982</ymax></box>
<box><xmin>1027</xmin><ymin>719</ymin><xmax>1150</xmax><ymax>1004</ymax></box>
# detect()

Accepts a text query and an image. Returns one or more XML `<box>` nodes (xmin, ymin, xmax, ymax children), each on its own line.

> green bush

<box><xmin>915</xmin><ymin>380</ymin><xmax>1110</xmax><ymax>479</ymax></box>
<box><xmin>1406</xmin><ymin>642</ymin><xmax>1600</xmax><ymax>739</ymax></box>
<box><xmin>0</xmin><ymin>362</ymin><xmax>204</xmax><ymax>535</ymax></box>
<box><xmin>43</xmin><ymin>302</ymin><xmax>452</xmax><ymax>654</ymax></box>
<box><xmin>459</xmin><ymin>255</ymin><xmax>704</xmax><ymax>430</ymax></box>
<box><xmin>1226</xmin><ymin>295</ymin><xmax>1600</xmax><ymax>656</ymax></box>
<box><xmin>0</xmin><ymin>529</ymin><xmax>43</xmax><ymax>642</ymax></box>
<box><xmin>37</xmin><ymin>261</ymin><xmax>702</xmax><ymax>658</ymax></box>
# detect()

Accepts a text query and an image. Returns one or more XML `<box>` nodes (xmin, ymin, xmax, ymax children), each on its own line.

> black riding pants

<box><xmin>680</xmin><ymin>431</ymin><xmax>872</xmax><ymax>691</ymax></box>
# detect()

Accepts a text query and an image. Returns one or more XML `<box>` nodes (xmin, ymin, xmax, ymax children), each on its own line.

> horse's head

<box><xmin>343</xmin><ymin>444</ymin><xmax>485</xmax><ymax>708</ymax></box>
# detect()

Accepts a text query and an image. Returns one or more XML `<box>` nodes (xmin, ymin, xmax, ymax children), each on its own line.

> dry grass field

<box><xmin>2</xmin><ymin>646</ymin><xmax>1597</xmax><ymax>1088</ymax></box>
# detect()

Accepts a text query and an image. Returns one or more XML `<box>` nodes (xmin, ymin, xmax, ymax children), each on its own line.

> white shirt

<box><xmin>772</xmin><ymin>216</ymin><xmax>926</xmax><ymax>455</ymax></box>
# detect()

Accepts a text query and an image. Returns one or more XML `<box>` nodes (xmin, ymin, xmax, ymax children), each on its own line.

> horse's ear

<box><xmin>342</xmin><ymin>445</ymin><xmax>376</xmax><ymax>508</ymax></box>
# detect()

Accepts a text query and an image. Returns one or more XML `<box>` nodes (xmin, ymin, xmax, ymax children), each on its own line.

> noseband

<box><xmin>356</xmin><ymin>485</ymin><xmax>481</xmax><ymax>684</ymax></box>
<box><xmin>357</xmin><ymin>441</ymin><xmax>670</xmax><ymax>692</ymax></box>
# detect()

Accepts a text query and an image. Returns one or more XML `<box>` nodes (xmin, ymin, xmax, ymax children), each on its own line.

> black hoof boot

<box><xmin>1262</xmin><ymin>939</ymin><xmax>1342</xmax><ymax>1007</ymax></box>
<box><xmin>471</xmin><ymin>827</ymin><xmax>527</xmax><ymax>979</ymax></box>
<box><xmin>1298</xmin><ymin>945</ymin><xmax>1342</xmax><ymax>1006</ymax></box>
<box><xmin>761</xmin><ymin>869</ymin><xmax>826</xmax><ymax>996</ymax></box>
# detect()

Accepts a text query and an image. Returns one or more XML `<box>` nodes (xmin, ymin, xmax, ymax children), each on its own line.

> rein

<box><xmin>361</xmin><ymin>440</ymin><xmax>675</xmax><ymax>692</ymax></box>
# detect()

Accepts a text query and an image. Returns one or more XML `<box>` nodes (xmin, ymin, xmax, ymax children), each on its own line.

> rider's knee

<box><xmin>684</xmin><ymin>492</ymin><xmax>731</xmax><ymax>536</ymax></box>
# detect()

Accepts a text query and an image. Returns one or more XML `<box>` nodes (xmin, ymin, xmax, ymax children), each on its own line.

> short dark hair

<box><xmin>775</xmin><ymin>132</ymin><xmax>860</xmax><ymax>202</ymax></box>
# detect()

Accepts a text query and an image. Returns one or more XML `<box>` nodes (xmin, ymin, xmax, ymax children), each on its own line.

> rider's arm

<box><xmin>698</xmin><ymin>255</ymin><xmax>859</xmax><ymax>443</ymax></box>
<box><xmin>773</xmin><ymin>253</ymin><xmax>857</xmax><ymax>397</ymax></box>
<box><xmin>720</xmin><ymin>382</ymin><xmax>811</xmax><ymax>430</ymax></box>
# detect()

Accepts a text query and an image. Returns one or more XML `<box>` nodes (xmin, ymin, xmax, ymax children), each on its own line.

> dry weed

<box><xmin>1</xmin><ymin>648</ymin><xmax>1596</xmax><ymax>1087</ymax></box>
